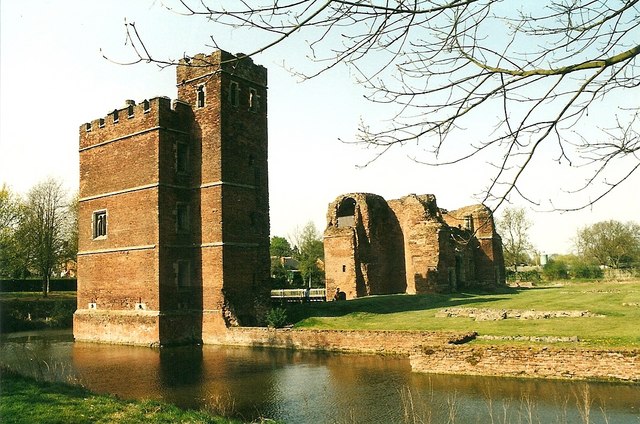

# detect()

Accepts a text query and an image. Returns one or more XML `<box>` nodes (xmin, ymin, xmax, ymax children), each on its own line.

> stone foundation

<box><xmin>410</xmin><ymin>345</ymin><xmax>639</xmax><ymax>382</ymax></box>
<box><xmin>208</xmin><ymin>328</ymin><xmax>639</xmax><ymax>382</ymax></box>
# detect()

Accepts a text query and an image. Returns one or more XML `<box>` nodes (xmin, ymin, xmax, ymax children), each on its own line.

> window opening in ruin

<box><xmin>229</xmin><ymin>81</ymin><xmax>240</xmax><ymax>107</ymax></box>
<box><xmin>249</xmin><ymin>88</ymin><xmax>260</xmax><ymax>112</ymax></box>
<box><xmin>176</xmin><ymin>142</ymin><xmax>189</xmax><ymax>174</ymax></box>
<box><xmin>99</xmin><ymin>118</ymin><xmax>105</xmax><ymax>128</ymax></box>
<box><xmin>336</xmin><ymin>198</ymin><xmax>356</xmax><ymax>227</ymax></box>
<box><xmin>85</xmin><ymin>123</ymin><xmax>92</xmax><ymax>132</ymax></box>
<box><xmin>464</xmin><ymin>215</ymin><xmax>474</xmax><ymax>231</ymax></box>
<box><xmin>143</xmin><ymin>99</ymin><xmax>150</xmax><ymax>113</ymax></box>
<box><xmin>127</xmin><ymin>104</ymin><xmax>134</xmax><ymax>118</ymax></box>
<box><xmin>197</xmin><ymin>85</ymin><xmax>205</xmax><ymax>108</ymax></box>
<box><xmin>113</xmin><ymin>109</ymin><xmax>119</xmax><ymax>123</ymax></box>
<box><xmin>176</xmin><ymin>260</ymin><xmax>191</xmax><ymax>288</ymax></box>
<box><xmin>176</xmin><ymin>203</ymin><xmax>190</xmax><ymax>233</ymax></box>
<box><xmin>92</xmin><ymin>210</ymin><xmax>107</xmax><ymax>239</ymax></box>
<box><xmin>342</xmin><ymin>265</ymin><xmax>346</xmax><ymax>272</ymax></box>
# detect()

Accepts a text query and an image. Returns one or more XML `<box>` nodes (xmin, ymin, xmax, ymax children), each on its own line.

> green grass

<box><xmin>287</xmin><ymin>280</ymin><xmax>640</xmax><ymax>348</ymax></box>
<box><xmin>0</xmin><ymin>368</ymin><xmax>245</xmax><ymax>424</ymax></box>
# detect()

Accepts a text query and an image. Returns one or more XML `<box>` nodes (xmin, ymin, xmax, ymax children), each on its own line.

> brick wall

<box><xmin>76</xmin><ymin>50</ymin><xmax>271</xmax><ymax>346</ymax></box>
<box><xmin>410</xmin><ymin>345</ymin><xmax>639</xmax><ymax>382</ymax></box>
<box><xmin>324</xmin><ymin>193</ymin><xmax>506</xmax><ymax>299</ymax></box>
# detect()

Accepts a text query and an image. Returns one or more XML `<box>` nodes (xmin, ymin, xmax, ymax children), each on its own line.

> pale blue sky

<box><xmin>1</xmin><ymin>0</ymin><xmax>638</xmax><ymax>254</ymax></box>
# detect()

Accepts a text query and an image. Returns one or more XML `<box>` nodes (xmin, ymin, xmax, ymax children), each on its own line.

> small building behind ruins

<box><xmin>324</xmin><ymin>193</ymin><xmax>505</xmax><ymax>299</ymax></box>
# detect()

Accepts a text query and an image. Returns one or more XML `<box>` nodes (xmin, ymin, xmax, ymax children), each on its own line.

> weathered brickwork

<box><xmin>410</xmin><ymin>345</ymin><xmax>639</xmax><ymax>382</ymax></box>
<box><xmin>74</xmin><ymin>50</ymin><xmax>270</xmax><ymax>346</ymax></box>
<box><xmin>213</xmin><ymin>328</ymin><xmax>639</xmax><ymax>382</ymax></box>
<box><xmin>324</xmin><ymin>193</ymin><xmax>505</xmax><ymax>299</ymax></box>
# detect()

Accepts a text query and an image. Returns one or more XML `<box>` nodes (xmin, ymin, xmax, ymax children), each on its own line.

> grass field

<box><xmin>286</xmin><ymin>280</ymin><xmax>640</xmax><ymax>348</ymax></box>
<box><xmin>0</xmin><ymin>368</ymin><xmax>245</xmax><ymax>424</ymax></box>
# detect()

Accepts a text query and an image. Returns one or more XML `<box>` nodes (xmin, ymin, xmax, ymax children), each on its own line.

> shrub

<box><xmin>265</xmin><ymin>307</ymin><xmax>288</xmax><ymax>328</ymax></box>
<box><xmin>571</xmin><ymin>262</ymin><xmax>604</xmax><ymax>279</ymax></box>
<box><xmin>543</xmin><ymin>259</ymin><xmax>569</xmax><ymax>280</ymax></box>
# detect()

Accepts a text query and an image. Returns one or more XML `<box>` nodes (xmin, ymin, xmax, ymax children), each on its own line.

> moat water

<box><xmin>1</xmin><ymin>329</ymin><xmax>638</xmax><ymax>423</ymax></box>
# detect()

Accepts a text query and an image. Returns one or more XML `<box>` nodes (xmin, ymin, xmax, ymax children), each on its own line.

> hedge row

<box><xmin>0</xmin><ymin>279</ymin><xmax>77</xmax><ymax>293</ymax></box>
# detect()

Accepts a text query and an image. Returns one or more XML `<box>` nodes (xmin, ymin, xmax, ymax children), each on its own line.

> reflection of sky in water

<box><xmin>1</xmin><ymin>330</ymin><xmax>638</xmax><ymax>423</ymax></box>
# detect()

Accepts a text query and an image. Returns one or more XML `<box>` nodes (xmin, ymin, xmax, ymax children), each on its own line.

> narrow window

<box><xmin>85</xmin><ymin>123</ymin><xmax>92</xmax><ymax>132</ymax></box>
<box><xmin>229</xmin><ymin>81</ymin><xmax>240</xmax><ymax>107</ymax></box>
<box><xmin>176</xmin><ymin>203</ymin><xmax>190</xmax><ymax>233</ymax></box>
<box><xmin>342</xmin><ymin>265</ymin><xmax>346</xmax><ymax>273</ymax></box>
<box><xmin>143</xmin><ymin>99</ymin><xmax>150</xmax><ymax>113</ymax></box>
<box><xmin>113</xmin><ymin>109</ymin><xmax>119</xmax><ymax>123</ymax></box>
<box><xmin>176</xmin><ymin>260</ymin><xmax>191</xmax><ymax>288</ymax></box>
<box><xmin>176</xmin><ymin>142</ymin><xmax>189</xmax><ymax>174</ymax></box>
<box><xmin>464</xmin><ymin>215</ymin><xmax>474</xmax><ymax>231</ymax></box>
<box><xmin>196</xmin><ymin>85</ymin><xmax>205</xmax><ymax>108</ymax></box>
<box><xmin>127</xmin><ymin>104</ymin><xmax>134</xmax><ymax>118</ymax></box>
<box><xmin>99</xmin><ymin>118</ymin><xmax>105</xmax><ymax>128</ymax></box>
<box><xmin>248</xmin><ymin>88</ymin><xmax>260</xmax><ymax>112</ymax></box>
<box><xmin>92</xmin><ymin>210</ymin><xmax>107</xmax><ymax>238</ymax></box>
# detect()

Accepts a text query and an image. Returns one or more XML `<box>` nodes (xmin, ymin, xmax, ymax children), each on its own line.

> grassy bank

<box><xmin>286</xmin><ymin>280</ymin><xmax>640</xmax><ymax>348</ymax></box>
<box><xmin>0</xmin><ymin>292</ymin><xmax>76</xmax><ymax>333</ymax></box>
<box><xmin>0</xmin><ymin>368</ymin><xmax>245</xmax><ymax>424</ymax></box>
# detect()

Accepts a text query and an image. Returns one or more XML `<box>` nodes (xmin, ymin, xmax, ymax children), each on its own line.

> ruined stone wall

<box><xmin>410</xmin><ymin>345</ymin><xmax>639</xmax><ymax>382</ymax></box>
<box><xmin>324</xmin><ymin>193</ymin><xmax>505</xmax><ymax>299</ymax></box>
<box><xmin>324</xmin><ymin>193</ymin><xmax>405</xmax><ymax>299</ymax></box>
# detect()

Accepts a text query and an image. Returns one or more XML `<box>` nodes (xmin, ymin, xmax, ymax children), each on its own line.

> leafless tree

<box><xmin>497</xmin><ymin>207</ymin><xmax>533</xmax><ymax>275</ymax></box>
<box><xmin>119</xmin><ymin>0</ymin><xmax>639</xmax><ymax>210</ymax></box>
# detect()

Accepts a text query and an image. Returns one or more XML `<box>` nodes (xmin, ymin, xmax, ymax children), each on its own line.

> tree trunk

<box><xmin>42</xmin><ymin>274</ymin><xmax>49</xmax><ymax>297</ymax></box>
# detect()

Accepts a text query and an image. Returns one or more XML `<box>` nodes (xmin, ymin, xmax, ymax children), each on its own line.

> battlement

<box><xmin>177</xmin><ymin>50</ymin><xmax>267</xmax><ymax>89</ymax></box>
<box><xmin>79</xmin><ymin>96</ymin><xmax>192</xmax><ymax>150</ymax></box>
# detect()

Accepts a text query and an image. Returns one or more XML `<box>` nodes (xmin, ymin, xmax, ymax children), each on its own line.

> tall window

<box><xmin>176</xmin><ymin>203</ymin><xmax>190</xmax><ymax>233</ymax></box>
<box><xmin>176</xmin><ymin>260</ymin><xmax>191</xmax><ymax>288</ymax></box>
<box><xmin>229</xmin><ymin>81</ymin><xmax>240</xmax><ymax>107</ymax></box>
<box><xmin>196</xmin><ymin>85</ymin><xmax>205</xmax><ymax>108</ymax></box>
<box><xmin>248</xmin><ymin>88</ymin><xmax>260</xmax><ymax>112</ymax></box>
<box><xmin>176</xmin><ymin>142</ymin><xmax>189</xmax><ymax>174</ymax></box>
<box><xmin>93</xmin><ymin>210</ymin><xmax>107</xmax><ymax>238</ymax></box>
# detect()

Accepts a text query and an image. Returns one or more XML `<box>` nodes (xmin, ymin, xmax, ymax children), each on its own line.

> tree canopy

<box><xmin>123</xmin><ymin>0</ymin><xmax>639</xmax><ymax>211</ymax></box>
<box><xmin>0</xmin><ymin>180</ymin><xmax>77</xmax><ymax>294</ymax></box>
<box><xmin>575</xmin><ymin>220</ymin><xmax>640</xmax><ymax>268</ymax></box>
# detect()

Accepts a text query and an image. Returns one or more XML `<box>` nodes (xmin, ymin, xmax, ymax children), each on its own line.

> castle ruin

<box><xmin>74</xmin><ymin>50</ymin><xmax>270</xmax><ymax>346</ymax></box>
<box><xmin>324</xmin><ymin>193</ymin><xmax>505</xmax><ymax>299</ymax></box>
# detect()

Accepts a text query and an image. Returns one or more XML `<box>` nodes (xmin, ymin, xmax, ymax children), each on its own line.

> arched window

<box><xmin>336</xmin><ymin>198</ymin><xmax>356</xmax><ymax>227</ymax></box>
<box><xmin>196</xmin><ymin>85</ymin><xmax>205</xmax><ymax>108</ymax></box>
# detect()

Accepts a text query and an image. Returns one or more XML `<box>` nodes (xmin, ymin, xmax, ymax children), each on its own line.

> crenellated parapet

<box><xmin>177</xmin><ymin>50</ymin><xmax>267</xmax><ymax>88</ymax></box>
<box><xmin>79</xmin><ymin>96</ymin><xmax>193</xmax><ymax>151</ymax></box>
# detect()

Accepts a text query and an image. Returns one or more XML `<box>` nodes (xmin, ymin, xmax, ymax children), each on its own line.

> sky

<box><xmin>1</xmin><ymin>0</ymin><xmax>638</xmax><ymax>255</ymax></box>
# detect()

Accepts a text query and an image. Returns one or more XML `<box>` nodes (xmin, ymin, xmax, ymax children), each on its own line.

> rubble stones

<box><xmin>435</xmin><ymin>307</ymin><xmax>603</xmax><ymax>321</ymax></box>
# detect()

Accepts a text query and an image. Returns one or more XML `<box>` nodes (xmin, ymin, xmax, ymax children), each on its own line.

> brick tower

<box><xmin>74</xmin><ymin>51</ymin><xmax>270</xmax><ymax>346</ymax></box>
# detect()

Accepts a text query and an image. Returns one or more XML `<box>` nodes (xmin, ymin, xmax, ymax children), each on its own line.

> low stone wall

<box><xmin>211</xmin><ymin>328</ymin><xmax>639</xmax><ymax>382</ymax></box>
<box><xmin>211</xmin><ymin>328</ymin><xmax>474</xmax><ymax>355</ymax></box>
<box><xmin>410</xmin><ymin>345</ymin><xmax>639</xmax><ymax>382</ymax></box>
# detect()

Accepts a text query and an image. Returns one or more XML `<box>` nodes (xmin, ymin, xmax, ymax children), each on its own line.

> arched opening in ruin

<box><xmin>336</xmin><ymin>197</ymin><xmax>356</xmax><ymax>228</ymax></box>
